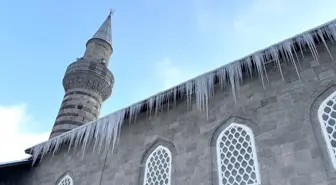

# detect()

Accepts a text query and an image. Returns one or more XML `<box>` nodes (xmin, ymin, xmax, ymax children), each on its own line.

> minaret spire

<box><xmin>83</xmin><ymin>11</ymin><xmax>115</xmax><ymax>66</ymax></box>
<box><xmin>90</xmin><ymin>10</ymin><xmax>114</xmax><ymax>47</ymax></box>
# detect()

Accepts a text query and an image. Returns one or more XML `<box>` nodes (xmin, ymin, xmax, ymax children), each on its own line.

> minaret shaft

<box><xmin>49</xmin><ymin>14</ymin><xmax>114</xmax><ymax>138</ymax></box>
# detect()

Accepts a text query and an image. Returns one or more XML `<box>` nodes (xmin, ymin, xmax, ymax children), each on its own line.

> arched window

<box><xmin>143</xmin><ymin>145</ymin><xmax>172</xmax><ymax>185</ymax></box>
<box><xmin>58</xmin><ymin>175</ymin><xmax>73</xmax><ymax>185</ymax></box>
<box><xmin>216</xmin><ymin>123</ymin><xmax>260</xmax><ymax>185</ymax></box>
<box><xmin>318</xmin><ymin>91</ymin><xmax>336</xmax><ymax>169</ymax></box>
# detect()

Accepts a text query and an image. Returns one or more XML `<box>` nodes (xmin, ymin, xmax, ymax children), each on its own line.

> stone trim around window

<box><xmin>138</xmin><ymin>138</ymin><xmax>177</xmax><ymax>185</ymax></box>
<box><xmin>318</xmin><ymin>91</ymin><xmax>336</xmax><ymax>169</ymax></box>
<box><xmin>210</xmin><ymin>116</ymin><xmax>260</xmax><ymax>185</ymax></box>
<box><xmin>216</xmin><ymin>123</ymin><xmax>261</xmax><ymax>185</ymax></box>
<box><xmin>56</xmin><ymin>173</ymin><xmax>74</xmax><ymax>185</ymax></box>
<box><xmin>309</xmin><ymin>83</ymin><xmax>336</xmax><ymax>179</ymax></box>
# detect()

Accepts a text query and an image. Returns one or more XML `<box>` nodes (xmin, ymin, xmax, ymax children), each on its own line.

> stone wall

<box><xmin>12</xmin><ymin>41</ymin><xmax>336</xmax><ymax>185</ymax></box>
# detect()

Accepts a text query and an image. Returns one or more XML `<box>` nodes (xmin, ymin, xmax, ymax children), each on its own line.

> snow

<box><xmin>0</xmin><ymin>158</ymin><xmax>30</xmax><ymax>166</ymax></box>
<box><xmin>27</xmin><ymin>18</ymin><xmax>336</xmax><ymax>165</ymax></box>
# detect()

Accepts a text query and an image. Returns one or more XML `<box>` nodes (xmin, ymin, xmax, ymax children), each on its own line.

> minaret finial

<box><xmin>109</xmin><ymin>9</ymin><xmax>116</xmax><ymax>16</ymax></box>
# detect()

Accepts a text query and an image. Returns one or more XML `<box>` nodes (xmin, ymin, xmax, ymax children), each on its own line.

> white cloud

<box><xmin>0</xmin><ymin>104</ymin><xmax>49</xmax><ymax>163</ymax></box>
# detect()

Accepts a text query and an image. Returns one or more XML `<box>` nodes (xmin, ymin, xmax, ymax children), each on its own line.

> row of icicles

<box><xmin>29</xmin><ymin>19</ymin><xmax>336</xmax><ymax>165</ymax></box>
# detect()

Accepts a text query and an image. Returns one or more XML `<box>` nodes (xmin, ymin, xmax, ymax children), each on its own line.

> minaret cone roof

<box><xmin>91</xmin><ymin>13</ymin><xmax>112</xmax><ymax>46</ymax></box>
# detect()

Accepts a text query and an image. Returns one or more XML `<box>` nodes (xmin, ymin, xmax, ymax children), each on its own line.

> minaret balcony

<box><xmin>62</xmin><ymin>60</ymin><xmax>114</xmax><ymax>101</ymax></box>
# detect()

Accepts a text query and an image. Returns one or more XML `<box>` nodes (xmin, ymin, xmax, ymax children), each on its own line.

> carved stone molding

<box><xmin>63</xmin><ymin>73</ymin><xmax>113</xmax><ymax>101</ymax></box>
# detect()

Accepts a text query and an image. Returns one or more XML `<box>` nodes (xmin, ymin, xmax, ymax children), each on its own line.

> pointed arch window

<box><xmin>318</xmin><ymin>91</ymin><xmax>336</xmax><ymax>169</ymax></box>
<box><xmin>143</xmin><ymin>145</ymin><xmax>172</xmax><ymax>185</ymax></box>
<box><xmin>216</xmin><ymin>123</ymin><xmax>260</xmax><ymax>185</ymax></box>
<box><xmin>58</xmin><ymin>175</ymin><xmax>73</xmax><ymax>185</ymax></box>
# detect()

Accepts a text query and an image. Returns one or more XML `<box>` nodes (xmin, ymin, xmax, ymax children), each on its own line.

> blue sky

<box><xmin>0</xmin><ymin>0</ymin><xmax>336</xmax><ymax>162</ymax></box>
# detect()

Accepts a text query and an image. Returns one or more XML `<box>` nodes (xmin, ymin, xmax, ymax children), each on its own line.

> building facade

<box><xmin>1</xmin><ymin>14</ymin><xmax>336</xmax><ymax>185</ymax></box>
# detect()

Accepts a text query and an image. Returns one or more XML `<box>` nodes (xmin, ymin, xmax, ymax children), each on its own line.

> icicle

<box><xmin>297</xmin><ymin>39</ymin><xmax>305</xmax><ymax>59</ymax></box>
<box><xmin>195</xmin><ymin>77</ymin><xmax>203</xmax><ymax>111</ymax></box>
<box><xmin>116</xmin><ymin>110</ymin><xmax>126</xmax><ymax>147</ymax></box>
<box><xmin>208</xmin><ymin>73</ymin><xmax>215</xmax><ymax>97</ymax></box>
<box><xmin>194</xmin><ymin>73</ymin><xmax>215</xmax><ymax>118</ymax></box>
<box><xmin>31</xmin><ymin>144</ymin><xmax>43</xmax><ymax>165</ymax></box>
<box><xmin>243</xmin><ymin>57</ymin><xmax>253</xmax><ymax>79</ymax></box>
<box><xmin>38</xmin><ymin>140</ymin><xmax>49</xmax><ymax>161</ymax></box>
<box><xmin>148</xmin><ymin>97</ymin><xmax>155</xmax><ymax>117</ymax></box>
<box><xmin>129</xmin><ymin>103</ymin><xmax>142</xmax><ymax>124</ymax></box>
<box><xmin>68</xmin><ymin>130</ymin><xmax>76</xmax><ymax>154</ymax></box>
<box><xmin>103</xmin><ymin>114</ymin><xmax>116</xmax><ymax>153</ymax></box>
<box><xmin>252</xmin><ymin>53</ymin><xmax>266</xmax><ymax>89</ymax></box>
<box><xmin>177</xmin><ymin>84</ymin><xmax>186</xmax><ymax>105</ymax></box>
<box><xmin>155</xmin><ymin>94</ymin><xmax>164</xmax><ymax>115</ymax></box>
<box><xmin>97</xmin><ymin>118</ymin><xmax>109</xmax><ymax>153</ymax></box>
<box><xmin>227</xmin><ymin>62</ymin><xmax>243</xmax><ymax>103</ymax></box>
<box><xmin>111</xmin><ymin>109</ymin><xmax>125</xmax><ymax>153</ymax></box>
<box><xmin>281</xmin><ymin>40</ymin><xmax>301</xmax><ymax>81</ymax></box>
<box><xmin>165</xmin><ymin>90</ymin><xmax>171</xmax><ymax>111</ymax></box>
<box><xmin>260</xmin><ymin>53</ymin><xmax>270</xmax><ymax>84</ymax></box>
<box><xmin>292</xmin><ymin>42</ymin><xmax>302</xmax><ymax>70</ymax></box>
<box><xmin>173</xmin><ymin>87</ymin><xmax>178</xmax><ymax>107</ymax></box>
<box><xmin>73</xmin><ymin>126</ymin><xmax>86</xmax><ymax>155</ymax></box>
<box><xmin>269</xmin><ymin>46</ymin><xmax>285</xmax><ymax>81</ymax></box>
<box><xmin>185</xmin><ymin>81</ymin><xmax>193</xmax><ymax>108</ymax></box>
<box><xmin>81</xmin><ymin>123</ymin><xmax>94</xmax><ymax>158</ymax></box>
<box><xmin>217</xmin><ymin>66</ymin><xmax>227</xmax><ymax>89</ymax></box>
<box><xmin>301</xmin><ymin>33</ymin><xmax>319</xmax><ymax>62</ymax></box>
<box><xmin>327</xmin><ymin>22</ymin><xmax>336</xmax><ymax>42</ymax></box>
<box><xmin>50</xmin><ymin>137</ymin><xmax>61</xmax><ymax>159</ymax></box>
<box><xmin>317</xmin><ymin>28</ymin><xmax>334</xmax><ymax>60</ymax></box>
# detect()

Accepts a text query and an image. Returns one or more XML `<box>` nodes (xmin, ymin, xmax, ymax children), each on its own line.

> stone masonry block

<box><xmin>318</xmin><ymin>69</ymin><xmax>335</xmax><ymax>81</ymax></box>
<box><xmin>289</xmin><ymin>174</ymin><xmax>312</xmax><ymax>185</ymax></box>
<box><xmin>293</xmin><ymin>138</ymin><xmax>311</xmax><ymax>151</ymax></box>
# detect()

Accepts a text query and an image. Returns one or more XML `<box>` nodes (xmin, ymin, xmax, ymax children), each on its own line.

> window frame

<box><xmin>141</xmin><ymin>143</ymin><xmax>173</xmax><ymax>185</ymax></box>
<box><xmin>57</xmin><ymin>174</ymin><xmax>73</xmax><ymax>185</ymax></box>
<box><xmin>318</xmin><ymin>90</ymin><xmax>336</xmax><ymax>169</ymax></box>
<box><xmin>215</xmin><ymin>122</ymin><xmax>261</xmax><ymax>185</ymax></box>
<box><xmin>308</xmin><ymin>84</ymin><xmax>336</xmax><ymax>179</ymax></box>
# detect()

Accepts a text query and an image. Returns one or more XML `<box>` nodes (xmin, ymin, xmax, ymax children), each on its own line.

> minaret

<box><xmin>49</xmin><ymin>12</ymin><xmax>115</xmax><ymax>138</ymax></box>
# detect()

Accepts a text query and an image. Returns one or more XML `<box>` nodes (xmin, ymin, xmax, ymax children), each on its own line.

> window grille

<box><xmin>143</xmin><ymin>145</ymin><xmax>172</xmax><ymax>185</ymax></box>
<box><xmin>216</xmin><ymin>123</ymin><xmax>260</xmax><ymax>185</ymax></box>
<box><xmin>318</xmin><ymin>91</ymin><xmax>336</xmax><ymax>169</ymax></box>
<box><xmin>58</xmin><ymin>175</ymin><xmax>73</xmax><ymax>185</ymax></box>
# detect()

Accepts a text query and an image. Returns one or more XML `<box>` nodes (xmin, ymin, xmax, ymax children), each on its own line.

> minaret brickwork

<box><xmin>49</xmin><ymin>13</ymin><xmax>115</xmax><ymax>138</ymax></box>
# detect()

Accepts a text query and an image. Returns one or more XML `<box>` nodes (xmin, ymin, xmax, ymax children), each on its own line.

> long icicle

<box><xmin>252</xmin><ymin>53</ymin><xmax>266</xmax><ymax>89</ymax></box>
<box><xmin>282</xmin><ymin>40</ymin><xmax>301</xmax><ymax>81</ymax></box>
<box><xmin>227</xmin><ymin>62</ymin><xmax>243</xmax><ymax>103</ymax></box>
<box><xmin>302</xmin><ymin>33</ymin><xmax>320</xmax><ymax>62</ymax></box>
<box><xmin>217</xmin><ymin>67</ymin><xmax>227</xmax><ymax>89</ymax></box>
<box><xmin>327</xmin><ymin>22</ymin><xmax>336</xmax><ymax>42</ymax></box>
<box><xmin>269</xmin><ymin>46</ymin><xmax>285</xmax><ymax>81</ymax></box>
<box><xmin>317</xmin><ymin>28</ymin><xmax>334</xmax><ymax>60</ymax></box>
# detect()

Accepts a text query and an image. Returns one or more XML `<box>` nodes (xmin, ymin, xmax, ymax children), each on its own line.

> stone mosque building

<box><xmin>1</xmin><ymin>12</ymin><xmax>336</xmax><ymax>185</ymax></box>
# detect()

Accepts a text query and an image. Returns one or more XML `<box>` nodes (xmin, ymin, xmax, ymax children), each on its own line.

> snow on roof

<box><xmin>26</xmin><ymin>18</ymin><xmax>336</xmax><ymax>165</ymax></box>
<box><xmin>0</xmin><ymin>158</ymin><xmax>31</xmax><ymax>168</ymax></box>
